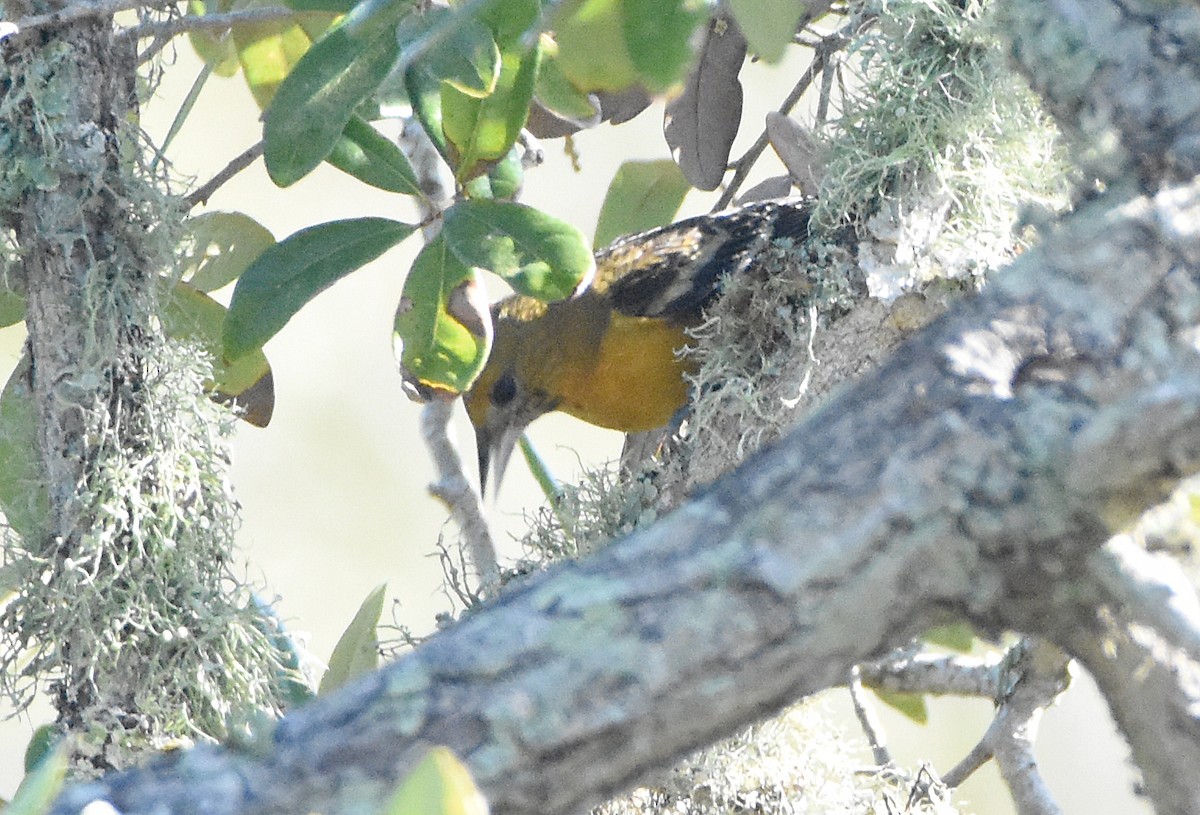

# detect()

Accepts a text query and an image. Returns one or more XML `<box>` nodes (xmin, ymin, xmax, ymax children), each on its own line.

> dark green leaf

<box><xmin>283</xmin><ymin>0</ymin><xmax>357</xmax><ymax>15</ymax></box>
<box><xmin>443</xmin><ymin>200</ymin><xmax>593</xmax><ymax>301</ymax></box>
<box><xmin>0</xmin><ymin>280</ymin><xmax>25</xmax><ymax>327</ymax></box>
<box><xmin>623</xmin><ymin>0</ymin><xmax>704</xmax><ymax>91</ymax></box>
<box><xmin>180</xmin><ymin>211</ymin><xmax>276</xmax><ymax>293</ymax></box>
<box><xmin>397</xmin><ymin>7</ymin><xmax>500</xmax><ymax>98</ymax></box>
<box><xmin>22</xmin><ymin>726</ymin><xmax>60</xmax><ymax>774</ymax></box>
<box><xmin>405</xmin><ymin>64</ymin><xmax>450</xmax><ymax>159</ymax></box>
<box><xmin>393</xmin><ymin>235</ymin><xmax>491</xmax><ymax>398</ymax></box>
<box><xmin>327</xmin><ymin>116</ymin><xmax>423</xmax><ymax>195</ymax></box>
<box><xmin>319</xmin><ymin>584</ymin><xmax>386</xmax><ymax>695</ymax></box>
<box><xmin>225</xmin><ymin>218</ymin><xmax>415</xmax><ymax>359</ymax></box>
<box><xmin>0</xmin><ymin>360</ymin><xmax>47</xmax><ymax>539</ymax></box>
<box><xmin>441</xmin><ymin>42</ymin><xmax>541</xmax><ymax>181</ymax></box>
<box><xmin>263</xmin><ymin>2</ymin><xmax>404</xmax><ymax>186</ymax></box>
<box><xmin>476</xmin><ymin>0</ymin><xmax>540</xmax><ymax>48</ymax></box>
<box><xmin>594</xmin><ymin>159</ymin><xmax>689</xmax><ymax>249</ymax></box>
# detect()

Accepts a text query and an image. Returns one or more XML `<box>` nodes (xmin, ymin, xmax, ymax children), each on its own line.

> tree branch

<box><xmin>48</xmin><ymin>170</ymin><xmax>1200</xmax><ymax>815</ymax></box>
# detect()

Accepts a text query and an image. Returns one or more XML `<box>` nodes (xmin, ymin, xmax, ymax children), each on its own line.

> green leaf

<box><xmin>622</xmin><ymin>0</ymin><xmax>704</xmax><ymax>91</ymax></box>
<box><xmin>461</xmin><ymin>145</ymin><xmax>524</xmax><ymax>201</ymax></box>
<box><xmin>0</xmin><ymin>280</ymin><xmax>25</xmax><ymax>327</ymax></box>
<box><xmin>232</xmin><ymin>3</ymin><xmax>323</xmax><ymax>109</ymax></box>
<box><xmin>405</xmin><ymin>64</ymin><xmax>450</xmax><ymax>159</ymax></box>
<box><xmin>385</xmin><ymin>747</ymin><xmax>488</xmax><ymax>815</ymax></box>
<box><xmin>180</xmin><ymin>211</ymin><xmax>277</xmax><ymax>293</ymax></box>
<box><xmin>327</xmin><ymin>116</ymin><xmax>423</xmax><ymax>195</ymax></box>
<box><xmin>535</xmin><ymin>35</ymin><xmax>601</xmax><ymax>124</ymax></box>
<box><xmin>283</xmin><ymin>0</ymin><xmax>357</xmax><ymax>15</ymax></box>
<box><xmin>727</xmin><ymin>0</ymin><xmax>805</xmax><ymax>63</ymax></box>
<box><xmin>393</xmin><ymin>235</ymin><xmax>491</xmax><ymax>399</ymax></box>
<box><xmin>7</xmin><ymin>742</ymin><xmax>67</xmax><ymax>815</ymax></box>
<box><xmin>923</xmin><ymin>622</ymin><xmax>977</xmax><ymax>653</ymax></box>
<box><xmin>594</xmin><ymin>159</ymin><xmax>689</xmax><ymax>249</ymax></box>
<box><xmin>263</xmin><ymin>2</ymin><xmax>404</xmax><ymax>187</ymax></box>
<box><xmin>163</xmin><ymin>283</ymin><xmax>276</xmax><ymax>427</ymax></box>
<box><xmin>551</xmin><ymin>0</ymin><xmax>639</xmax><ymax>92</ymax></box>
<box><xmin>0</xmin><ymin>360</ymin><xmax>48</xmax><ymax>539</ymax></box>
<box><xmin>22</xmin><ymin>726</ymin><xmax>60</xmax><ymax>775</ymax></box>
<box><xmin>225</xmin><ymin>217</ymin><xmax>415</xmax><ymax>359</ymax></box>
<box><xmin>187</xmin><ymin>0</ymin><xmax>243</xmax><ymax>76</ymax></box>
<box><xmin>476</xmin><ymin>0</ymin><xmax>540</xmax><ymax>48</ymax></box>
<box><xmin>397</xmin><ymin>7</ymin><xmax>500</xmax><ymax>98</ymax></box>
<box><xmin>443</xmin><ymin>200</ymin><xmax>593</xmax><ymax>301</ymax></box>
<box><xmin>873</xmin><ymin>689</ymin><xmax>929</xmax><ymax>725</ymax></box>
<box><xmin>441</xmin><ymin>42</ymin><xmax>541</xmax><ymax>181</ymax></box>
<box><xmin>319</xmin><ymin>583</ymin><xmax>386</xmax><ymax>695</ymax></box>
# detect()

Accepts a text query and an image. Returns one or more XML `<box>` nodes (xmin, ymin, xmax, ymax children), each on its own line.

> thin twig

<box><xmin>185</xmin><ymin>142</ymin><xmax>265</xmax><ymax>210</ymax></box>
<box><xmin>713</xmin><ymin>28</ymin><xmax>850</xmax><ymax>211</ymax></box>
<box><xmin>2</xmin><ymin>0</ymin><xmax>147</xmax><ymax>36</ymax></box>
<box><xmin>859</xmin><ymin>650</ymin><xmax>1004</xmax><ymax>697</ymax></box>
<box><xmin>421</xmin><ymin>400</ymin><xmax>500</xmax><ymax>597</ymax></box>
<box><xmin>849</xmin><ymin>665</ymin><xmax>892</xmax><ymax>765</ymax></box>
<box><xmin>942</xmin><ymin>639</ymin><xmax>1069</xmax><ymax>815</ymax></box>
<box><xmin>123</xmin><ymin>5</ymin><xmax>296</xmax><ymax>40</ymax></box>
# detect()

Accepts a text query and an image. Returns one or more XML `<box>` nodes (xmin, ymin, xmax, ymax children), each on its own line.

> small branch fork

<box><xmin>855</xmin><ymin>639</ymin><xmax>1070</xmax><ymax>815</ymax></box>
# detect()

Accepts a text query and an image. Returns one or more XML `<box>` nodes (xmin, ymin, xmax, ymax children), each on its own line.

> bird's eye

<box><xmin>490</xmin><ymin>372</ymin><xmax>517</xmax><ymax>407</ymax></box>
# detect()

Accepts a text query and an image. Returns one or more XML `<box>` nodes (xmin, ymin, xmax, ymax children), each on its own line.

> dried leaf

<box><xmin>663</xmin><ymin>15</ymin><xmax>746</xmax><ymax>190</ymax></box>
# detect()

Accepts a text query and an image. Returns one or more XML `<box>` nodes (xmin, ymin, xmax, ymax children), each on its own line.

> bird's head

<box><xmin>464</xmin><ymin>298</ymin><xmax>560</xmax><ymax>495</ymax></box>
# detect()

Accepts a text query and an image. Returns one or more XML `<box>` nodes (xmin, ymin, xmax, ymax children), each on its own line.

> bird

<box><xmin>464</xmin><ymin>197</ymin><xmax>815</xmax><ymax>494</ymax></box>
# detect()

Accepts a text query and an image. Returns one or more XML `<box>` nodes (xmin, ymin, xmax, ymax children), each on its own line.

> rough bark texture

<box><xmin>28</xmin><ymin>0</ymin><xmax>1200</xmax><ymax>812</ymax></box>
<box><xmin>50</xmin><ymin>178</ymin><xmax>1200</xmax><ymax>815</ymax></box>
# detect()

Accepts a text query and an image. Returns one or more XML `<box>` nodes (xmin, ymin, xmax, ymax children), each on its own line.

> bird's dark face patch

<box><xmin>490</xmin><ymin>371</ymin><xmax>518</xmax><ymax>407</ymax></box>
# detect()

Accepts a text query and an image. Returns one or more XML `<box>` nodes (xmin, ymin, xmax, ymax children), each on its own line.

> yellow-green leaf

<box><xmin>441</xmin><ymin>42</ymin><xmax>541</xmax><ymax>181</ymax></box>
<box><xmin>319</xmin><ymin>584</ymin><xmax>387</xmax><ymax>695</ymax></box>
<box><xmin>233</xmin><ymin>5</ymin><xmax>319</xmax><ymax>109</ymax></box>
<box><xmin>162</xmin><ymin>283</ymin><xmax>276</xmax><ymax>427</ymax></box>
<box><xmin>923</xmin><ymin>622</ymin><xmax>977</xmax><ymax>653</ymax></box>
<box><xmin>594</xmin><ymin>159</ymin><xmax>689</xmax><ymax>249</ymax></box>
<box><xmin>393</xmin><ymin>235</ymin><xmax>491</xmax><ymax>399</ymax></box>
<box><xmin>7</xmin><ymin>742</ymin><xmax>67</xmax><ymax>815</ymax></box>
<box><xmin>552</xmin><ymin>0</ymin><xmax>639</xmax><ymax>92</ymax></box>
<box><xmin>873</xmin><ymin>689</ymin><xmax>929</xmax><ymax>725</ymax></box>
<box><xmin>180</xmin><ymin>211</ymin><xmax>277</xmax><ymax>293</ymax></box>
<box><xmin>385</xmin><ymin>747</ymin><xmax>488</xmax><ymax>815</ymax></box>
<box><xmin>727</xmin><ymin>0</ymin><xmax>806</xmax><ymax>63</ymax></box>
<box><xmin>622</xmin><ymin>0</ymin><xmax>704</xmax><ymax>92</ymax></box>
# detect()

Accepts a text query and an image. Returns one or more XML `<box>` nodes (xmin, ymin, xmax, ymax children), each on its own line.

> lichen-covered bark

<box><xmin>35</xmin><ymin>0</ymin><xmax>1200</xmax><ymax>811</ymax></box>
<box><xmin>50</xmin><ymin>179</ymin><xmax>1200</xmax><ymax>815</ymax></box>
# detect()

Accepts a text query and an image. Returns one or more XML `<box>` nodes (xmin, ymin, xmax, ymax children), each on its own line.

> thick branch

<box><xmin>49</xmin><ymin>170</ymin><xmax>1200</xmax><ymax>815</ymax></box>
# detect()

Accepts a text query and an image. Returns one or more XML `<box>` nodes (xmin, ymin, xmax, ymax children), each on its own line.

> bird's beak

<box><xmin>476</xmin><ymin>422</ymin><xmax>523</xmax><ymax>497</ymax></box>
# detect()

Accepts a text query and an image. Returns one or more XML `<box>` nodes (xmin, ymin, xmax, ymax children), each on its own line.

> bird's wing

<box><xmin>596</xmin><ymin>198</ymin><xmax>814</xmax><ymax>322</ymax></box>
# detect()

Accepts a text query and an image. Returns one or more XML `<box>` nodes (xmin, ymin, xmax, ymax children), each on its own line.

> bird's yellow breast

<box><xmin>553</xmin><ymin>313</ymin><xmax>692</xmax><ymax>432</ymax></box>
